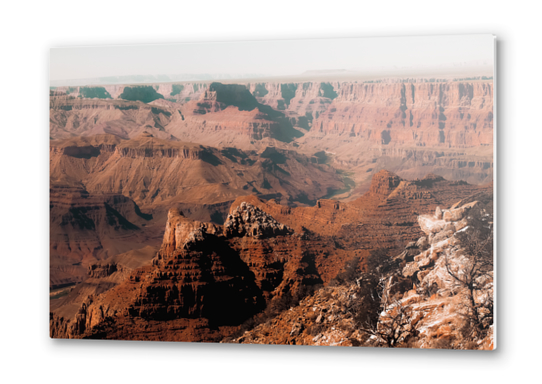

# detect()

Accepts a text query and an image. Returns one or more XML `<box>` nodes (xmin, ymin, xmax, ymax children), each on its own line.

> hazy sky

<box><xmin>50</xmin><ymin>34</ymin><xmax>494</xmax><ymax>82</ymax></box>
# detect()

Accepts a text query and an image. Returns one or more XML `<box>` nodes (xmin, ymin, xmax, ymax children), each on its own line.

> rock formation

<box><xmin>50</xmin><ymin>79</ymin><xmax>493</xmax><ymax>190</ymax></box>
<box><xmin>228</xmin><ymin>193</ymin><xmax>494</xmax><ymax>349</ymax></box>
<box><xmin>224</xmin><ymin>202</ymin><xmax>293</xmax><ymax>238</ymax></box>
<box><xmin>50</xmin><ymin>203</ymin><xmax>324</xmax><ymax>340</ymax></box>
<box><xmin>228</xmin><ymin>284</ymin><xmax>366</xmax><ymax>346</ymax></box>
<box><xmin>50</xmin><ymin>76</ymin><xmax>494</xmax><ymax>348</ymax></box>
<box><xmin>50</xmin><ymin>171</ymin><xmax>491</xmax><ymax>346</ymax></box>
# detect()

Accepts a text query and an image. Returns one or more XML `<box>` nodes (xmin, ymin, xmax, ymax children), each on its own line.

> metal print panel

<box><xmin>49</xmin><ymin>34</ymin><xmax>495</xmax><ymax>349</ymax></box>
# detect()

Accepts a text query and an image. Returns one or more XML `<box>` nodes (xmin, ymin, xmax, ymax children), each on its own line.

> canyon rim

<box><xmin>50</xmin><ymin>35</ymin><xmax>495</xmax><ymax>349</ymax></box>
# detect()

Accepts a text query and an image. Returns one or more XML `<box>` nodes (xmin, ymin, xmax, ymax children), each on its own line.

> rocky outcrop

<box><xmin>228</xmin><ymin>284</ymin><xmax>366</xmax><ymax>346</ymax></box>
<box><xmin>50</xmin><ymin>312</ymin><xmax>71</xmax><ymax>339</ymax></box>
<box><xmin>400</xmin><ymin>203</ymin><xmax>476</xmax><ymax>281</ymax></box>
<box><xmin>50</xmin><ymin>200</ymin><xmax>322</xmax><ymax>340</ymax></box>
<box><xmin>385</xmin><ymin>197</ymin><xmax>494</xmax><ymax>349</ymax></box>
<box><xmin>228</xmin><ymin>192</ymin><xmax>494</xmax><ymax>349</ymax></box>
<box><xmin>368</xmin><ymin>169</ymin><xmax>402</xmax><ymax>195</ymax></box>
<box><xmin>224</xmin><ymin>202</ymin><xmax>293</xmax><ymax>238</ymax></box>
<box><xmin>158</xmin><ymin>208</ymin><xmax>221</xmax><ymax>255</ymax></box>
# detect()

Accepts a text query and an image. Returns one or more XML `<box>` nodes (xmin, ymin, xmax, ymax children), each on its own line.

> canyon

<box><xmin>50</xmin><ymin>76</ymin><xmax>494</xmax><ymax>348</ymax></box>
<box><xmin>50</xmin><ymin>170</ymin><xmax>492</xmax><ymax>345</ymax></box>
<box><xmin>230</xmin><ymin>192</ymin><xmax>494</xmax><ymax>349</ymax></box>
<box><xmin>50</xmin><ymin>131</ymin><xmax>347</xmax><ymax>286</ymax></box>
<box><xmin>51</xmin><ymin>78</ymin><xmax>493</xmax><ymax>192</ymax></box>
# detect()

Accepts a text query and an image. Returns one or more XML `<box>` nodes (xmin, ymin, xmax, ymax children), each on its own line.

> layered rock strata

<box><xmin>228</xmin><ymin>194</ymin><xmax>494</xmax><ymax>349</ymax></box>
<box><xmin>51</xmin><ymin>171</ymin><xmax>491</xmax><ymax>343</ymax></box>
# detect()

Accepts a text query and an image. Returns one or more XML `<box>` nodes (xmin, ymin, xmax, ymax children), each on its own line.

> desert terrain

<box><xmin>50</xmin><ymin>77</ymin><xmax>494</xmax><ymax>349</ymax></box>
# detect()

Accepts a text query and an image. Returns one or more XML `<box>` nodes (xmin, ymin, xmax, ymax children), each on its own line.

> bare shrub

<box><xmin>444</xmin><ymin>205</ymin><xmax>494</xmax><ymax>342</ymax></box>
<box><xmin>360</xmin><ymin>295</ymin><xmax>418</xmax><ymax>348</ymax></box>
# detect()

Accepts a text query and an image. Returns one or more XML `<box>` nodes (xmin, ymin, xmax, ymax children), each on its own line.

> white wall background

<box><xmin>1</xmin><ymin>1</ymin><xmax>539</xmax><ymax>382</ymax></box>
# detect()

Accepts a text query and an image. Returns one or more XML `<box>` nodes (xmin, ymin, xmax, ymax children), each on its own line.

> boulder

<box><xmin>432</xmin><ymin>229</ymin><xmax>455</xmax><ymax>244</ymax></box>
<box><xmin>443</xmin><ymin>207</ymin><xmax>465</xmax><ymax>222</ymax></box>
<box><xmin>417</xmin><ymin>255</ymin><xmax>433</xmax><ymax>269</ymax></box>
<box><xmin>416</xmin><ymin>236</ymin><xmax>429</xmax><ymax>250</ymax></box>
<box><xmin>418</xmin><ymin>215</ymin><xmax>448</xmax><ymax>235</ymax></box>
<box><xmin>403</xmin><ymin>262</ymin><xmax>420</xmax><ymax>278</ymax></box>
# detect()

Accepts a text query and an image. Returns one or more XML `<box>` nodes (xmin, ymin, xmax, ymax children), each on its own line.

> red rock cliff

<box><xmin>309</xmin><ymin>81</ymin><xmax>493</xmax><ymax>147</ymax></box>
